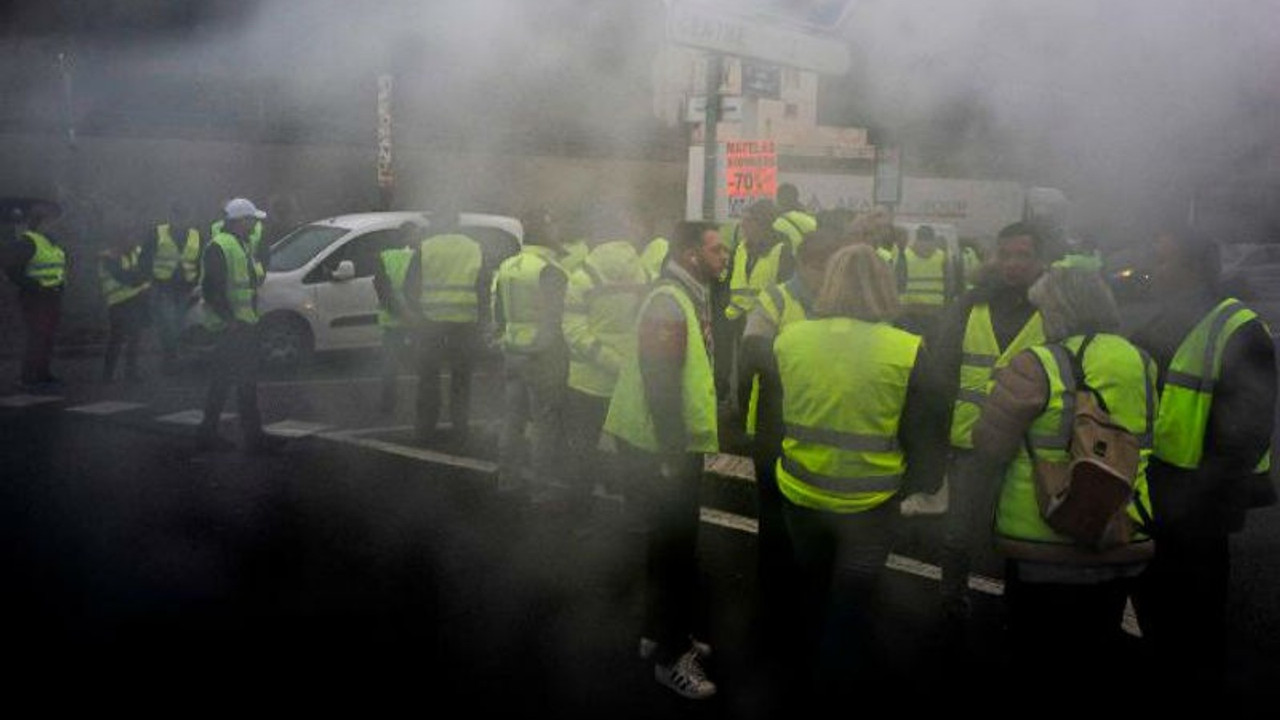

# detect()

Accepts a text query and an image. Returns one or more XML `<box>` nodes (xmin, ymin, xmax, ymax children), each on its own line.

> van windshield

<box><xmin>268</xmin><ymin>225</ymin><xmax>348</xmax><ymax>272</ymax></box>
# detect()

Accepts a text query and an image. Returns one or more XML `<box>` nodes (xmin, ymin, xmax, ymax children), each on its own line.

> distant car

<box><xmin>186</xmin><ymin>211</ymin><xmax>522</xmax><ymax>367</ymax></box>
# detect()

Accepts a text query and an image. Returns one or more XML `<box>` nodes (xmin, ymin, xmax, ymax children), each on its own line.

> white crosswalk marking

<box><xmin>157</xmin><ymin>409</ymin><xmax>235</xmax><ymax>425</ymax></box>
<box><xmin>66</xmin><ymin>401</ymin><xmax>147</xmax><ymax>415</ymax></box>
<box><xmin>0</xmin><ymin>394</ymin><xmax>63</xmax><ymax>408</ymax></box>
<box><xmin>264</xmin><ymin>420</ymin><xmax>332</xmax><ymax>438</ymax></box>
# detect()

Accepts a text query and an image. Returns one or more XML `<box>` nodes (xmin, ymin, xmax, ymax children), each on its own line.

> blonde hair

<box><xmin>814</xmin><ymin>244</ymin><xmax>900</xmax><ymax>322</ymax></box>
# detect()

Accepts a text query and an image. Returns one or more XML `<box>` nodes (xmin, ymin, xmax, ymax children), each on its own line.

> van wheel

<box><xmin>258</xmin><ymin>313</ymin><xmax>313</xmax><ymax>370</ymax></box>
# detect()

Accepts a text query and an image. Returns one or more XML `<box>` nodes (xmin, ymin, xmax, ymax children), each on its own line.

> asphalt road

<box><xmin>2</xmin><ymin>350</ymin><xmax>1277</xmax><ymax>714</ymax></box>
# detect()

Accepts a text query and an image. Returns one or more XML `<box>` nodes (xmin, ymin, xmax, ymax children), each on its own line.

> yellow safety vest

<box><xmin>211</xmin><ymin>219</ymin><xmax>264</xmax><ymax>281</ymax></box>
<box><xmin>994</xmin><ymin>335</ymin><xmax>1156</xmax><ymax>547</ymax></box>
<box><xmin>23</xmin><ymin>231</ymin><xmax>66</xmax><ymax>288</ymax></box>
<box><xmin>877</xmin><ymin>244</ymin><xmax>901</xmax><ymax>267</ymax></box>
<box><xmin>745</xmin><ymin>278</ymin><xmax>813</xmax><ymax>438</ymax></box>
<box><xmin>640</xmin><ymin>237</ymin><xmax>669</xmax><ymax>278</ymax></box>
<box><xmin>201</xmin><ymin>232</ymin><xmax>258</xmax><ymax>331</ymax></box>
<box><xmin>493</xmin><ymin>245</ymin><xmax>566</xmax><ymax>353</ymax></box>
<box><xmin>377</xmin><ymin>247</ymin><xmax>413</xmax><ymax>329</ymax></box>
<box><xmin>98</xmin><ymin>247</ymin><xmax>150</xmax><ymax>307</ymax></box>
<box><xmin>951</xmin><ymin>305</ymin><xmax>1045</xmax><ymax>449</ymax></box>
<box><xmin>775</xmin><ymin>317</ymin><xmax>921</xmax><ymax>513</ymax></box>
<box><xmin>726</xmin><ymin>241</ymin><xmax>786</xmax><ymax>321</ymax></box>
<box><xmin>419</xmin><ymin>233</ymin><xmax>482</xmax><ymax>323</ymax></box>
<box><xmin>773</xmin><ymin>210</ymin><xmax>816</xmax><ymax>250</ymax></box>
<box><xmin>899</xmin><ymin>248</ymin><xmax>947</xmax><ymax>309</ymax></box>
<box><xmin>563</xmin><ymin>241</ymin><xmax>649</xmax><ymax>398</ymax></box>
<box><xmin>153</xmin><ymin>224</ymin><xmax>202</xmax><ymax>283</ymax></box>
<box><xmin>1153</xmin><ymin>298</ymin><xmax>1273</xmax><ymax>473</ymax></box>
<box><xmin>603</xmin><ymin>280</ymin><xmax>718</xmax><ymax>454</ymax></box>
<box><xmin>560</xmin><ymin>239</ymin><xmax>589</xmax><ymax>274</ymax></box>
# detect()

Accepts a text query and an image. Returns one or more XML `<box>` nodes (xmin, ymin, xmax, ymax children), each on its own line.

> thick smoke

<box><xmin>839</xmin><ymin>0</ymin><xmax>1280</xmax><ymax>244</ymax></box>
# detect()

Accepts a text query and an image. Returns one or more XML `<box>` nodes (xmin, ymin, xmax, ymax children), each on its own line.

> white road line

<box><xmin>66</xmin><ymin>401</ymin><xmax>147</xmax><ymax>415</ymax></box>
<box><xmin>258</xmin><ymin>375</ymin><xmax>416</xmax><ymax>389</ymax></box>
<box><xmin>322</xmin><ymin>424</ymin><xmax>414</xmax><ymax>438</ymax></box>
<box><xmin>158</xmin><ymin>410</ymin><xmax>235</xmax><ymax>425</ymax></box>
<box><xmin>700</xmin><ymin>507</ymin><xmax>759</xmax><ymax>534</ymax></box>
<box><xmin>304</xmin><ymin>431</ymin><xmax>1144</xmax><ymax>636</ymax></box>
<box><xmin>257</xmin><ymin>371</ymin><xmax>493</xmax><ymax>390</ymax></box>
<box><xmin>264</xmin><ymin>420</ymin><xmax>333</xmax><ymax>438</ymax></box>
<box><xmin>0</xmin><ymin>394</ymin><xmax>64</xmax><ymax>408</ymax></box>
<box><xmin>318</xmin><ymin>432</ymin><xmax>498</xmax><ymax>474</ymax></box>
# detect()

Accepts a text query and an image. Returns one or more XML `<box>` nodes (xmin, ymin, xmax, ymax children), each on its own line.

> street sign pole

<box><xmin>702</xmin><ymin>54</ymin><xmax>721</xmax><ymax>221</ymax></box>
<box><xmin>376</xmin><ymin>74</ymin><xmax>395</xmax><ymax>211</ymax></box>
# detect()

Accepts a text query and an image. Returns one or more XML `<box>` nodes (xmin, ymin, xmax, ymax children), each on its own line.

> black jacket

<box><xmin>1133</xmin><ymin>288</ymin><xmax>1277</xmax><ymax>536</ymax></box>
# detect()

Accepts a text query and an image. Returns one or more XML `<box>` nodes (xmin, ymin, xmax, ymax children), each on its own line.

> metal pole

<box><xmin>701</xmin><ymin>53</ymin><xmax>721</xmax><ymax>221</ymax></box>
<box><xmin>57</xmin><ymin>52</ymin><xmax>76</xmax><ymax>148</ymax></box>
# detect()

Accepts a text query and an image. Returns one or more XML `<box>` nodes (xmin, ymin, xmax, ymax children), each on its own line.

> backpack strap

<box><xmin>1066</xmin><ymin>333</ymin><xmax>1112</xmax><ymax>414</ymax></box>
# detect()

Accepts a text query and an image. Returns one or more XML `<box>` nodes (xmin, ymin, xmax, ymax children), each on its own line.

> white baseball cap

<box><xmin>224</xmin><ymin>197</ymin><xmax>267</xmax><ymax>220</ymax></box>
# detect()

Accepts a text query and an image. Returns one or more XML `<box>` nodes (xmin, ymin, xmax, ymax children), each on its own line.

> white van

<box><xmin>188</xmin><ymin>211</ymin><xmax>522</xmax><ymax>366</ymax></box>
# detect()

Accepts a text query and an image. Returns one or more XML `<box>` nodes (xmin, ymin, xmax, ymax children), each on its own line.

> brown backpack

<box><xmin>1026</xmin><ymin>335</ymin><xmax>1152</xmax><ymax>550</ymax></box>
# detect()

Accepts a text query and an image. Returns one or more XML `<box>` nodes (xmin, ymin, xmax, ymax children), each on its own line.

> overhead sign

<box><xmin>376</xmin><ymin>74</ymin><xmax>394</xmax><ymax>189</ymax></box>
<box><xmin>742</xmin><ymin>61</ymin><xmax>781</xmax><ymax>98</ymax></box>
<box><xmin>686</xmin><ymin>95</ymin><xmax>744</xmax><ymax>123</ymax></box>
<box><xmin>667</xmin><ymin>4</ymin><xmax>852</xmax><ymax>75</ymax></box>
<box><xmin>725</xmin><ymin>139</ymin><xmax>777</xmax><ymax>217</ymax></box>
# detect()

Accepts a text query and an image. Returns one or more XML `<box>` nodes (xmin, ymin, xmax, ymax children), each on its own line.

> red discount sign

<box><xmin>725</xmin><ymin>140</ymin><xmax>777</xmax><ymax>217</ymax></box>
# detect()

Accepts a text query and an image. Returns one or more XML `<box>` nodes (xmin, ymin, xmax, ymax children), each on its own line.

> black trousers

<box><xmin>622</xmin><ymin>444</ymin><xmax>707</xmax><ymax>664</ymax></box>
<box><xmin>199</xmin><ymin>323</ymin><xmax>263</xmax><ymax>441</ymax></box>
<box><xmin>752</xmin><ymin>449</ymin><xmax>794</xmax><ymax>636</ymax></box>
<box><xmin>103</xmin><ymin>293</ymin><xmax>150</xmax><ymax>382</ymax></box>
<box><xmin>19</xmin><ymin>289</ymin><xmax>61</xmax><ymax>384</ymax></box>
<box><xmin>782</xmin><ymin>499</ymin><xmax>896</xmax><ymax>696</ymax></box>
<box><xmin>1133</xmin><ymin>532</ymin><xmax>1230</xmax><ymax>696</ymax></box>
<box><xmin>378</xmin><ymin>327</ymin><xmax>416</xmax><ymax>412</ymax></box>
<box><xmin>1004</xmin><ymin>562</ymin><xmax>1135</xmax><ymax>709</ymax></box>
<box><xmin>416</xmin><ymin>322</ymin><xmax>477</xmax><ymax>439</ymax></box>
<box><xmin>565</xmin><ymin>388</ymin><xmax>610</xmax><ymax>514</ymax></box>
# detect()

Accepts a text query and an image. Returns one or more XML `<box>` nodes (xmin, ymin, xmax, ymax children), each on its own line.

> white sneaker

<box><xmin>654</xmin><ymin>648</ymin><xmax>717</xmax><ymax>700</ymax></box>
<box><xmin>900</xmin><ymin>478</ymin><xmax>949</xmax><ymax>517</ymax></box>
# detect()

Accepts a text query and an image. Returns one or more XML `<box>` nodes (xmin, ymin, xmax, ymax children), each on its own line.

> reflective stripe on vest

<box><xmin>994</xmin><ymin>335</ymin><xmax>1156</xmax><ymax>545</ymax></box>
<box><xmin>419</xmin><ymin>233</ymin><xmax>482</xmax><ymax>323</ymax></box>
<box><xmin>23</xmin><ymin>231</ymin><xmax>66</xmax><ymax>288</ymax></box>
<box><xmin>775</xmin><ymin>317</ymin><xmax>920</xmax><ymax>514</ymax></box>
<box><xmin>564</xmin><ymin>241</ymin><xmax>649</xmax><ymax>398</ymax></box>
<box><xmin>1154</xmin><ymin>298</ymin><xmax>1273</xmax><ymax>472</ymax></box>
<box><xmin>154</xmin><ymin>224</ymin><xmax>202</xmax><ymax>282</ymax></box>
<box><xmin>99</xmin><ymin>247</ymin><xmax>150</xmax><ymax>306</ymax></box>
<box><xmin>950</xmin><ymin>305</ymin><xmax>1045</xmax><ymax>448</ymax></box>
<box><xmin>377</xmin><ymin>247</ymin><xmax>413</xmax><ymax>329</ymax></box>
<box><xmin>726</xmin><ymin>241</ymin><xmax>785</xmax><ymax>321</ymax></box>
<box><xmin>899</xmin><ymin>248</ymin><xmax>946</xmax><ymax>308</ymax></box>
<box><xmin>603</xmin><ymin>280</ymin><xmax>718</xmax><ymax>453</ymax></box>
<box><xmin>773</xmin><ymin>210</ymin><xmax>816</xmax><ymax>250</ymax></box>
<box><xmin>494</xmin><ymin>245</ymin><xmax>565</xmax><ymax>352</ymax></box>
<box><xmin>201</xmin><ymin>233</ymin><xmax>258</xmax><ymax>331</ymax></box>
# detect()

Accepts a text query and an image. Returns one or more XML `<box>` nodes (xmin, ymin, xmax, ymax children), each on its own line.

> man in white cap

<box><xmin>196</xmin><ymin>198</ymin><xmax>281</xmax><ymax>453</ymax></box>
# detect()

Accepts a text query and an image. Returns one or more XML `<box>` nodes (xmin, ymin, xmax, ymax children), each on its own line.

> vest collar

<box><xmin>664</xmin><ymin>260</ymin><xmax>708</xmax><ymax>307</ymax></box>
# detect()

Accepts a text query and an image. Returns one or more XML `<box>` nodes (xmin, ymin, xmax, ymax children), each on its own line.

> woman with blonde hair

<box><xmin>769</xmin><ymin>243</ymin><xmax>933</xmax><ymax>698</ymax></box>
